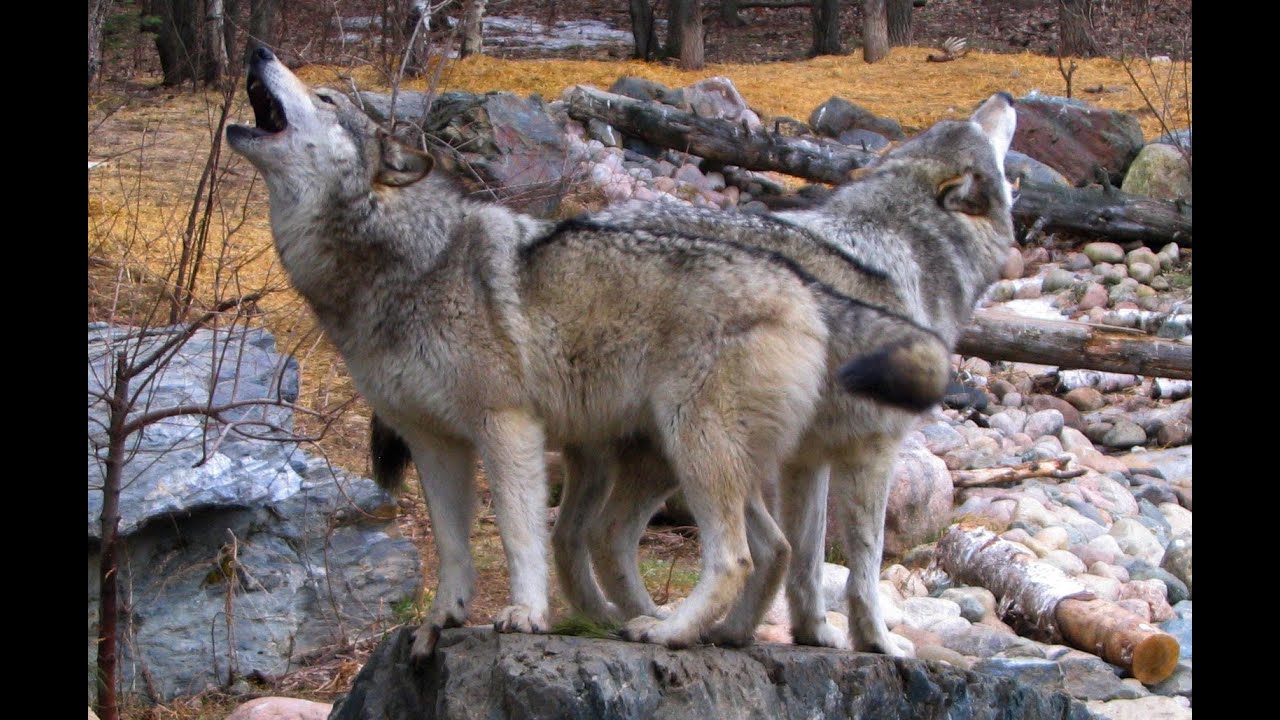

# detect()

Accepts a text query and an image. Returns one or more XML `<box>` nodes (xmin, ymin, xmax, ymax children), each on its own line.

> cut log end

<box><xmin>1055</xmin><ymin>597</ymin><xmax>1181</xmax><ymax>685</ymax></box>
<box><xmin>1130</xmin><ymin>632</ymin><xmax>1181</xmax><ymax>685</ymax></box>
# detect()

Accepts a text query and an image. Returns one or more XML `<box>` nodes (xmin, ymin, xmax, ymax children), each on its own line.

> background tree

<box><xmin>245</xmin><ymin>0</ymin><xmax>279</xmax><ymax>63</ymax></box>
<box><xmin>628</xmin><ymin>0</ymin><xmax>660</xmax><ymax>60</ymax></box>
<box><xmin>721</xmin><ymin>0</ymin><xmax>746</xmax><ymax>27</ymax></box>
<box><xmin>888</xmin><ymin>0</ymin><xmax>913</xmax><ymax>46</ymax></box>
<box><xmin>459</xmin><ymin>0</ymin><xmax>486</xmax><ymax>58</ymax></box>
<box><xmin>862</xmin><ymin>0</ymin><xmax>890</xmax><ymax>62</ymax></box>
<box><xmin>1058</xmin><ymin>0</ymin><xmax>1098</xmax><ymax>57</ymax></box>
<box><xmin>89</xmin><ymin>0</ymin><xmax>116</xmax><ymax>93</ymax></box>
<box><xmin>811</xmin><ymin>0</ymin><xmax>843</xmax><ymax>56</ymax></box>
<box><xmin>665</xmin><ymin>0</ymin><xmax>705</xmax><ymax>70</ymax></box>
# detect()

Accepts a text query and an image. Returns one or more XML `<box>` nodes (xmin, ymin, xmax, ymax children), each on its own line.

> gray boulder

<box><xmin>808</xmin><ymin>96</ymin><xmax>906</xmax><ymax>141</ymax></box>
<box><xmin>330</xmin><ymin>627</ymin><xmax>1097</xmax><ymax>720</ymax></box>
<box><xmin>88</xmin><ymin>324</ymin><xmax>420</xmax><ymax>701</ymax></box>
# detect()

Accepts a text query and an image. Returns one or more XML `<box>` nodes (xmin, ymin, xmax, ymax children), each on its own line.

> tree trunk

<box><xmin>94</xmin><ymin>352</ymin><xmax>130</xmax><ymax>720</ymax></box>
<box><xmin>89</xmin><ymin>0</ymin><xmax>115</xmax><ymax>94</ymax></box>
<box><xmin>1058</xmin><ymin>0</ymin><xmax>1098</xmax><ymax>57</ymax></box>
<box><xmin>810</xmin><ymin>0</ymin><xmax>842</xmax><ymax>56</ymax></box>
<box><xmin>937</xmin><ymin>524</ymin><xmax>1180</xmax><ymax>685</ymax></box>
<box><xmin>629</xmin><ymin>0</ymin><xmax>660</xmax><ymax>60</ymax></box>
<box><xmin>203</xmin><ymin>0</ymin><xmax>230</xmax><ymax>85</ymax></box>
<box><xmin>721</xmin><ymin>0</ymin><xmax>746</xmax><ymax>26</ymax></box>
<box><xmin>887</xmin><ymin>0</ymin><xmax>913</xmax><ymax>46</ymax></box>
<box><xmin>154</xmin><ymin>0</ymin><xmax>201</xmax><ymax>86</ymax></box>
<box><xmin>460</xmin><ymin>0</ymin><xmax>486</xmax><ymax>58</ymax></box>
<box><xmin>958</xmin><ymin>309</ymin><xmax>1192</xmax><ymax>380</ymax></box>
<box><xmin>666</xmin><ymin>0</ymin><xmax>705</xmax><ymax>70</ymax></box>
<box><xmin>861</xmin><ymin>0</ymin><xmax>890</xmax><ymax>62</ymax></box>
<box><xmin>244</xmin><ymin>0</ymin><xmax>278</xmax><ymax>63</ymax></box>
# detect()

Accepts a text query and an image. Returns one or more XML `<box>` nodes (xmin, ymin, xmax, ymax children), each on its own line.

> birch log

<box><xmin>937</xmin><ymin>523</ymin><xmax>1180</xmax><ymax>684</ymax></box>
<box><xmin>958</xmin><ymin>310</ymin><xmax>1192</xmax><ymax>380</ymax></box>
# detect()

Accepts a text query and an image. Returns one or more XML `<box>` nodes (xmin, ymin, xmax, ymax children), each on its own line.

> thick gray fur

<box><xmin>226</xmin><ymin>49</ymin><xmax>981</xmax><ymax>658</ymax></box>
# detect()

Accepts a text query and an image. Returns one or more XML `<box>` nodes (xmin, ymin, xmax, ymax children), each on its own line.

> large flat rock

<box><xmin>330</xmin><ymin>627</ymin><xmax>1098</xmax><ymax>720</ymax></box>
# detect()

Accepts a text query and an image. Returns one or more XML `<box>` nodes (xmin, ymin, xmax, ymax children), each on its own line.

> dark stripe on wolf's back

<box><xmin>523</xmin><ymin>216</ymin><xmax>942</xmax><ymax>344</ymax></box>
<box><xmin>541</xmin><ymin>215</ymin><xmax>889</xmax><ymax>282</ymax></box>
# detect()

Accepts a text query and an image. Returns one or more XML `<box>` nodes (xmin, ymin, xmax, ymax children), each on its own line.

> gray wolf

<box><xmin>228</xmin><ymin>47</ymin><xmax>953</xmax><ymax>658</ymax></box>
<box><xmin>545</xmin><ymin>93</ymin><xmax>1019</xmax><ymax>653</ymax></box>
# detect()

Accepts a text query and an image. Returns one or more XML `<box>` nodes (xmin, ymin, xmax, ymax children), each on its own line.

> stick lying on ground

<box><xmin>936</xmin><ymin>523</ymin><xmax>1180</xmax><ymax>685</ymax></box>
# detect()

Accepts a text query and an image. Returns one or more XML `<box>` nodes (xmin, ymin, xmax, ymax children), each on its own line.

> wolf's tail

<box><xmin>370</xmin><ymin>414</ymin><xmax>413</xmax><ymax>492</ymax></box>
<box><xmin>837</xmin><ymin>334</ymin><xmax>952</xmax><ymax>413</ymax></box>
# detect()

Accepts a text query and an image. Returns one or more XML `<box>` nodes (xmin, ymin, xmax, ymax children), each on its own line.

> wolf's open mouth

<box><xmin>248</xmin><ymin>73</ymin><xmax>287</xmax><ymax>134</ymax></box>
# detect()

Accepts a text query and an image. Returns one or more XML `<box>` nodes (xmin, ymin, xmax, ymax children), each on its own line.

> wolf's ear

<box><xmin>970</xmin><ymin>92</ymin><xmax>1016</xmax><ymax>168</ymax></box>
<box><xmin>376</xmin><ymin>130</ymin><xmax>434</xmax><ymax>187</ymax></box>
<box><xmin>937</xmin><ymin>173</ymin><xmax>990</xmax><ymax>215</ymax></box>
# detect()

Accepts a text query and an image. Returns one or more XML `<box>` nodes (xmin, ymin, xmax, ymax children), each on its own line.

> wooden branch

<box><xmin>565</xmin><ymin>87</ymin><xmax>1190</xmax><ymax>247</ymax></box>
<box><xmin>958</xmin><ymin>309</ymin><xmax>1192</xmax><ymax>380</ymax></box>
<box><xmin>937</xmin><ymin>524</ymin><xmax>1180</xmax><ymax>685</ymax></box>
<box><xmin>565</xmin><ymin>86</ymin><xmax>875</xmax><ymax>184</ymax></box>
<box><xmin>1015</xmin><ymin>181</ymin><xmax>1192</xmax><ymax>248</ymax></box>
<box><xmin>952</xmin><ymin>458</ymin><xmax>1085</xmax><ymax>488</ymax></box>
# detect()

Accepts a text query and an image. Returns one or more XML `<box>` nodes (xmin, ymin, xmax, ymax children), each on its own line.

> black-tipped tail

<box><xmin>370</xmin><ymin>414</ymin><xmax>413</xmax><ymax>492</ymax></box>
<box><xmin>837</xmin><ymin>339</ymin><xmax>950</xmax><ymax>412</ymax></box>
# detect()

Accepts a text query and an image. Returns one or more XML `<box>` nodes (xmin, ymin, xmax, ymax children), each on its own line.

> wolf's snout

<box><xmin>252</xmin><ymin>46</ymin><xmax>276</xmax><ymax>64</ymax></box>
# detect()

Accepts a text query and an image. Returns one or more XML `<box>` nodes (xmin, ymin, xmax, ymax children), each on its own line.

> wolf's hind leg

<box><xmin>620</xmin><ymin>424</ymin><xmax>758</xmax><ymax>649</ymax></box>
<box><xmin>478</xmin><ymin>410</ymin><xmax>552</xmax><ymax>637</ymax></box>
<box><xmin>781</xmin><ymin>463</ymin><xmax>850</xmax><ymax>649</ymax></box>
<box><xmin>591</xmin><ymin>440</ymin><xmax>678</xmax><ymax>620</ymax></box>
<box><xmin>552</xmin><ymin>444</ymin><xmax>623</xmax><ymax>623</ymax></box>
<box><xmin>409</xmin><ymin>432</ymin><xmax>479</xmax><ymax>659</ymax></box>
<box><xmin>703</xmin><ymin>486</ymin><xmax>791</xmax><ymax>647</ymax></box>
<box><xmin>832</xmin><ymin>435</ymin><xmax>910</xmax><ymax>656</ymax></box>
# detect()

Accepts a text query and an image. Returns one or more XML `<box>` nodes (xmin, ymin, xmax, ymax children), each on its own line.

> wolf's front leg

<box><xmin>410</xmin><ymin>432</ymin><xmax>479</xmax><ymax>660</ymax></box>
<box><xmin>833</xmin><ymin>435</ymin><xmax>911</xmax><ymax>657</ymax></box>
<box><xmin>479</xmin><ymin>410</ymin><xmax>551</xmax><ymax>636</ymax></box>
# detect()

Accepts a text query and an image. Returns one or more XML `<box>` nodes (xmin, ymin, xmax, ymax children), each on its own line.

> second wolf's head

<box><xmin>227</xmin><ymin>47</ymin><xmax>436</xmax><ymax>204</ymax></box>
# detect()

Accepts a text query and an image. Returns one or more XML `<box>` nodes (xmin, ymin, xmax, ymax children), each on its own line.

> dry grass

<box><xmin>299</xmin><ymin>49</ymin><xmax>1190</xmax><ymax>137</ymax></box>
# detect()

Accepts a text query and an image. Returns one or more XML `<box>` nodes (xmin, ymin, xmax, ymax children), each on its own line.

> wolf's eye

<box><xmin>317</xmin><ymin>94</ymin><xmax>336</xmax><ymax>105</ymax></box>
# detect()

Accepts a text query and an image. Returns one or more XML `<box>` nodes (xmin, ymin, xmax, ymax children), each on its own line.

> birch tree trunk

<box><xmin>203</xmin><ymin>0</ymin><xmax>230</xmax><ymax>85</ymax></box>
<box><xmin>89</xmin><ymin>0</ymin><xmax>115</xmax><ymax>93</ymax></box>
<box><xmin>460</xmin><ymin>0</ymin><xmax>486</xmax><ymax>58</ymax></box>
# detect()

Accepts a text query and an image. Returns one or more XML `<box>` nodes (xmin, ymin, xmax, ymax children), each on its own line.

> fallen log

<box><xmin>958</xmin><ymin>309</ymin><xmax>1192</xmax><ymax>380</ymax></box>
<box><xmin>565</xmin><ymin>86</ymin><xmax>1192</xmax><ymax>246</ymax></box>
<box><xmin>937</xmin><ymin>523</ymin><xmax>1180</xmax><ymax>685</ymax></box>
<box><xmin>1015</xmin><ymin>181</ymin><xmax>1192</xmax><ymax>248</ymax></box>
<box><xmin>565</xmin><ymin>85</ymin><xmax>875</xmax><ymax>185</ymax></box>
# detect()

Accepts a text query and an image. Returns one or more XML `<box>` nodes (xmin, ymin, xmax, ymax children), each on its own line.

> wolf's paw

<box><xmin>854</xmin><ymin>630</ymin><xmax>914</xmax><ymax>658</ymax></box>
<box><xmin>792</xmin><ymin>621</ymin><xmax>851</xmax><ymax>650</ymax></box>
<box><xmin>410</xmin><ymin>622</ymin><xmax>443</xmax><ymax>661</ymax></box>
<box><xmin>493</xmin><ymin>604</ymin><xmax>548</xmax><ymax>634</ymax></box>
<box><xmin>702</xmin><ymin>621</ymin><xmax>756</xmax><ymax>648</ymax></box>
<box><xmin>620</xmin><ymin>615</ymin><xmax>700</xmax><ymax>649</ymax></box>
